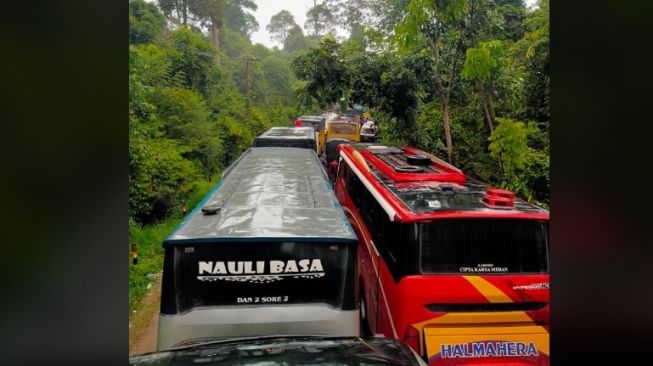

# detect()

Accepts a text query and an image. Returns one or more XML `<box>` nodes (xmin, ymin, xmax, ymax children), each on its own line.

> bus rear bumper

<box><xmin>157</xmin><ymin>304</ymin><xmax>359</xmax><ymax>351</ymax></box>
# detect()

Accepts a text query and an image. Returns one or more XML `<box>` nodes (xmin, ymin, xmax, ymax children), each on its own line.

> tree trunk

<box><xmin>480</xmin><ymin>92</ymin><xmax>494</xmax><ymax>133</ymax></box>
<box><xmin>487</xmin><ymin>93</ymin><xmax>497</xmax><ymax>122</ymax></box>
<box><xmin>181</xmin><ymin>1</ymin><xmax>187</xmax><ymax>26</ymax></box>
<box><xmin>442</xmin><ymin>94</ymin><xmax>453</xmax><ymax>164</ymax></box>
<box><xmin>481</xmin><ymin>92</ymin><xmax>503</xmax><ymax>173</ymax></box>
<box><xmin>211</xmin><ymin>23</ymin><xmax>221</xmax><ymax>65</ymax></box>
<box><xmin>428</xmin><ymin>38</ymin><xmax>453</xmax><ymax>163</ymax></box>
<box><xmin>174</xmin><ymin>0</ymin><xmax>183</xmax><ymax>25</ymax></box>
<box><xmin>313</xmin><ymin>0</ymin><xmax>319</xmax><ymax>37</ymax></box>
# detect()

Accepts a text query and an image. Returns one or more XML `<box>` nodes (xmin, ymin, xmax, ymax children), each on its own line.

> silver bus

<box><xmin>157</xmin><ymin>147</ymin><xmax>359</xmax><ymax>350</ymax></box>
<box><xmin>252</xmin><ymin>127</ymin><xmax>317</xmax><ymax>152</ymax></box>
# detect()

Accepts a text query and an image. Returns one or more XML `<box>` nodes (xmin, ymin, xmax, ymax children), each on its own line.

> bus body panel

<box><xmin>296</xmin><ymin>116</ymin><xmax>327</xmax><ymax>155</ymax></box>
<box><xmin>335</xmin><ymin>166</ymin><xmax>381</xmax><ymax>334</ymax></box>
<box><xmin>424</xmin><ymin>326</ymin><xmax>549</xmax><ymax>366</ymax></box>
<box><xmin>157</xmin><ymin>306</ymin><xmax>359</xmax><ymax>350</ymax></box>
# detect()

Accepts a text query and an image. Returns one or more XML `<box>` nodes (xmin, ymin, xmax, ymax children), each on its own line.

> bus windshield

<box><xmin>419</xmin><ymin>219</ymin><xmax>548</xmax><ymax>274</ymax></box>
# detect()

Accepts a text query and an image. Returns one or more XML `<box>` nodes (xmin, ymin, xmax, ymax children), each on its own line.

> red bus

<box><xmin>333</xmin><ymin>144</ymin><xmax>549</xmax><ymax>366</ymax></box>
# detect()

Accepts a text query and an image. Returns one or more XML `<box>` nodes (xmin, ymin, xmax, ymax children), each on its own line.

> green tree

<box><xmin>131</xmin><ymin>0</ymin><xmax>305</xmax><ymax>224</ymax></box>
<box><xmin>495</xmin><ymin>0</ymin><xmax>527</xmax><ymax>41</ymax></box>
<box><xmin>488</xmin><ymin>117</ymin><xmax>548</xmax><ymax>202</ymax></box>
<box><xmin>167</xmin><ymin>27</ymin><xmax>219</xmax><ymax>97</ymax></box>
<box><xmin>259</xmin><ymin>57</ymin><xmax>296</xmax><ymax>104</ymax></box>
<box><xmin>224</xmin><ymin>0</ymin><xmax>259</xmax><ymax>39</ymax></box>
<box><xmin>158</xmin><ymin>0</ymin><xmax>191</xmax><ymax>26</ymax></box>
<box><xmin>393</xmin><ymin>0</ymin><xmax>465</xmax><ymax>163</ymax></box>
<box><xmin>329</xmin><ymin>0</ymin><xmax>369</xmax><ymax>34</ymax></box>
<box><xmin>187</xmin><ymin>0</ymin><xmax>226</xmax><ymax>65</ymax></box>
<box><xmin>462</xmin><ymin>40</ymin><xmax>505</xmax><ymax>133</ymax></box>
<box><xmin>129</xmin><ymin>0</ymin><xmax>167</xmax><ymax>44</ymax></box>
<box><xmin>129</xmin><ymin>46</ymin><xmax>200</xmax><ymax>224</ymax></box>
<box><xmin>267</xmin><ymin>10</ymin><xmax>297</xmax><ymax>46</ymax></box>
<box><xmin>346</xmin><ymin>52</ymin><xmax>432</xmax><ymax>145</ymax></box>
<box><xmin>284</xmin><ymin>25</ymin><xmax>308</xmax><ymax>53</ymax></box>
<box><xmin>292</xmin><ymin>36</ymin><xmax>351</xmax><ymax>109</ymax></box>
<box><xmin>305</xmin><ymin>1</ymin><xmax>336</xmax><ymax>41</ymax></box>
<box><xmin>521</xmin><ymin>0</ymin><xmax>549</xmax><ymax>122</ymax></box>
<box><xmin>394</xmin><ymin>0</ymin><xmax>502</xmax><ymax>163</ymax></box>
<box><xmin>149</xmin><ymin>87</ymin><xmax>223</xmax><ymax>178</ymax></box>
<box><xmin>216</xmin><ymin>115</ymin><xmax>254</xmax><ymax>166</ymax></box>
<box><xmin>129</xmin><ymin>125</ymin><xmax>198</xmax><ymax>224</ymax></box>
<box><xmin>488</xmin><ymin>117</ymin><xmax>528</xmax><ymax>175</ymax></box>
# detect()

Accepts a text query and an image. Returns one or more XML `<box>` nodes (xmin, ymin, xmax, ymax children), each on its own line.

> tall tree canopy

<box><xmin>130</xmin><ymin>0</ymin><xmax>307</xmax><ymax>224</ymax></box>
<box><xmin>224</xmin><ymin>0</ymin><xmax>259</xmax><ymax>39</ymax></box>
<box><xmin>305</xmin><ymin>1</ymin><xmax>336</xmax><ymax>41</ymax></box>
<box><xmin>267</xmin><ymin>10</ymin><xmax>297</xmax><ymax>46</ymax></box>
<box><xmin>291</xmin><ymin>0</ymin><xmax>549</xmax><ymax>204</ymax></box>
<box><xmin>393</xmin><ymin>0</ymin><xmax>504</xmax><ymax>163</ymax></box>
<box><xmin>129</xmin><ymin>0</ymin><xmax>167</xmax><ymax>44</ymax></box>
<box><xmin>284</xmin><ymin>25</ymin><xmax>308</xmax><ymax>53</ymax></box>
<box><xmin>292</xmin><ymin>36</ymin><xmax>351</xmax><ymax>109</ymax></box>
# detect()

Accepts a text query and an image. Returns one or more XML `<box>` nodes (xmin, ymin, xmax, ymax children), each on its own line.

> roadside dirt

<box><xmin>129</xmin><ymin>275</ymin><xmax>162</xmax><ymax>355</ymax></box>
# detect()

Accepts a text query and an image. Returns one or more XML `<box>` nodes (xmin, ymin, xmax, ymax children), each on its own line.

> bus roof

<box><xmin>257</xmin><ymin>127</ymin><xmax>316</xmax><ymax>139</ymax></box>
<box><xmin>299</xmin><ymin>115</ymin><xmax>325</xmax><ymax>122</ymax></box>
<box><xmin>338</xmin><ymin>143</ymin><xmax>548</xmax><ymax>223</ymax></box>
<box><xmin>165</xmin><ymin>147</ymin><xmax>357</xmax><ymax>245</ymax></box>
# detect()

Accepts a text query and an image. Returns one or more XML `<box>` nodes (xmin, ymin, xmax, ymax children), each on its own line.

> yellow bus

<box><xmin>326</xmin><ymin>119</ymin><xmax>360</xmax><ymax>143</ymax></box>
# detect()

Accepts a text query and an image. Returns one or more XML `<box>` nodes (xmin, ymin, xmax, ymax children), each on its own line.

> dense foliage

<box><xmin>130</xmin><ymin>0</ymin><xmax>549</xmax><ymax>228</ymax></box>
<box><xmin>292</xmin><ymin>0</ymin><xmax>549</xmax><ymax>204</ymax></box>
<box><xmin>129</xmin><ymin>0</ymin><xmax>310</xmax><ymax>225</ymax></box>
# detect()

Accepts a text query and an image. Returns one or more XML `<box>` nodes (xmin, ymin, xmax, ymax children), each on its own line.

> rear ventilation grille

<box><xmin>425</xmin><ymin>302</ymin><xmax>547</xmax><ymax>313</ymax></box>
<box><xmin>481</xmin><ymin>188</ymin><xmax>516</xmax><ymax>209</ymax></box>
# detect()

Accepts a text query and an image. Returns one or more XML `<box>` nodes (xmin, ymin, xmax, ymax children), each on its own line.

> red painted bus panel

<box><xmin>335</xmin><ymin>143</ymin><xmax>549</xmax><ymax>366</ymax></box>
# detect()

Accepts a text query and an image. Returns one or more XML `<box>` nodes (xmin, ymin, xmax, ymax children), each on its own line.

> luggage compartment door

<box><xmin>423</xmin><ymin>325</ymin><xmax>549</xmax><ymax>366</ymax></box>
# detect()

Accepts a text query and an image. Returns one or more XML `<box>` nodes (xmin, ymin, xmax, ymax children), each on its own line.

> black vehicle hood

<box><xmin>130</xmin><ymin>336</ymin><xmax>421</xmax><ymax>366</ymax></box>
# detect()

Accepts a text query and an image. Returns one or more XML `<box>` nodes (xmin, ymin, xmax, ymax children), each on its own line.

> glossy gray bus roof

<box><xmin>258</xmin><ymin>127</ymin><xmax>316</xmax><ymax>139</ymax></box>
<box><xmin>299</xmin><ymin>115</ymin><xmax>325</xmax><ymax>120</ymax></box>
<box><xmin>165</xmin><ymin>147</ymin><xmax>357</xmax><ymax>245</ymax></box>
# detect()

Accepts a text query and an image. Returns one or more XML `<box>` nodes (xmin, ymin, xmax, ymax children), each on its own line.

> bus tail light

<box><xmin>403</xmin><ymin>325</ymin><xmax>421</xmax><ymax>354</ymax></box>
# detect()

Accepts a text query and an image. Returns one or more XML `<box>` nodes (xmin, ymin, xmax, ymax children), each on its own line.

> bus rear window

<box><xmin>419</xmin><ymin>219</ymin><xmax>548</xmax><ymax>274</ymax></box>
<box><xmin>330</xmin><ymin>124</ymin><xmax>356</xmax><ymax>134</ymax></box>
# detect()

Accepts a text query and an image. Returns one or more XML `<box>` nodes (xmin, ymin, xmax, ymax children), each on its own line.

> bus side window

<box><xmin>385</xmin><ymin>222</ymin><xmax>403</xmax><ymax>264</ymax></box>
<box><xmin>360</xmin><ymin>186</ymin><xmax>378</xmax><ymax>232</ymax></box>
<box><xmin>348</xmin><ymin>170</ymin><xmax>364</xmax><ymax>207</ymax></box>
<box><xmin>366</xmin><ymin>196</ymin><xmax>404</xmax><ymax>281</ymax></box>
<box><xmin>337</xmin><ymin>159</ymin><xmax>348</xmax><ymax>185</ymax></box>
<box><xmin>352</xmin><ymin>175</ymin><xmax>406</xmax><ymax>281</ymax></box>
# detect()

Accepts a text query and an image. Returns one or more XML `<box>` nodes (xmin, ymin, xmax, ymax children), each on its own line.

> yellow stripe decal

<box><xmin>463</xmin><ymin>276</ymin><xmax>513</xmax><ymax>303</ymax></box>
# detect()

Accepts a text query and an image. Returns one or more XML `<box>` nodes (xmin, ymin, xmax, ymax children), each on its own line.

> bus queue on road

<box><xmin>155</xmin><ymin>115</ymin><xmax>550</xmax><ymax>366</ymax></box>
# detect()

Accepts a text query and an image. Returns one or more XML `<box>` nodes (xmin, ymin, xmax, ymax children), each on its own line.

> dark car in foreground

<box><xmin>130</xmin><ymin>336</ymin><xmax>427</xmax><ymax>366</ymax></box>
